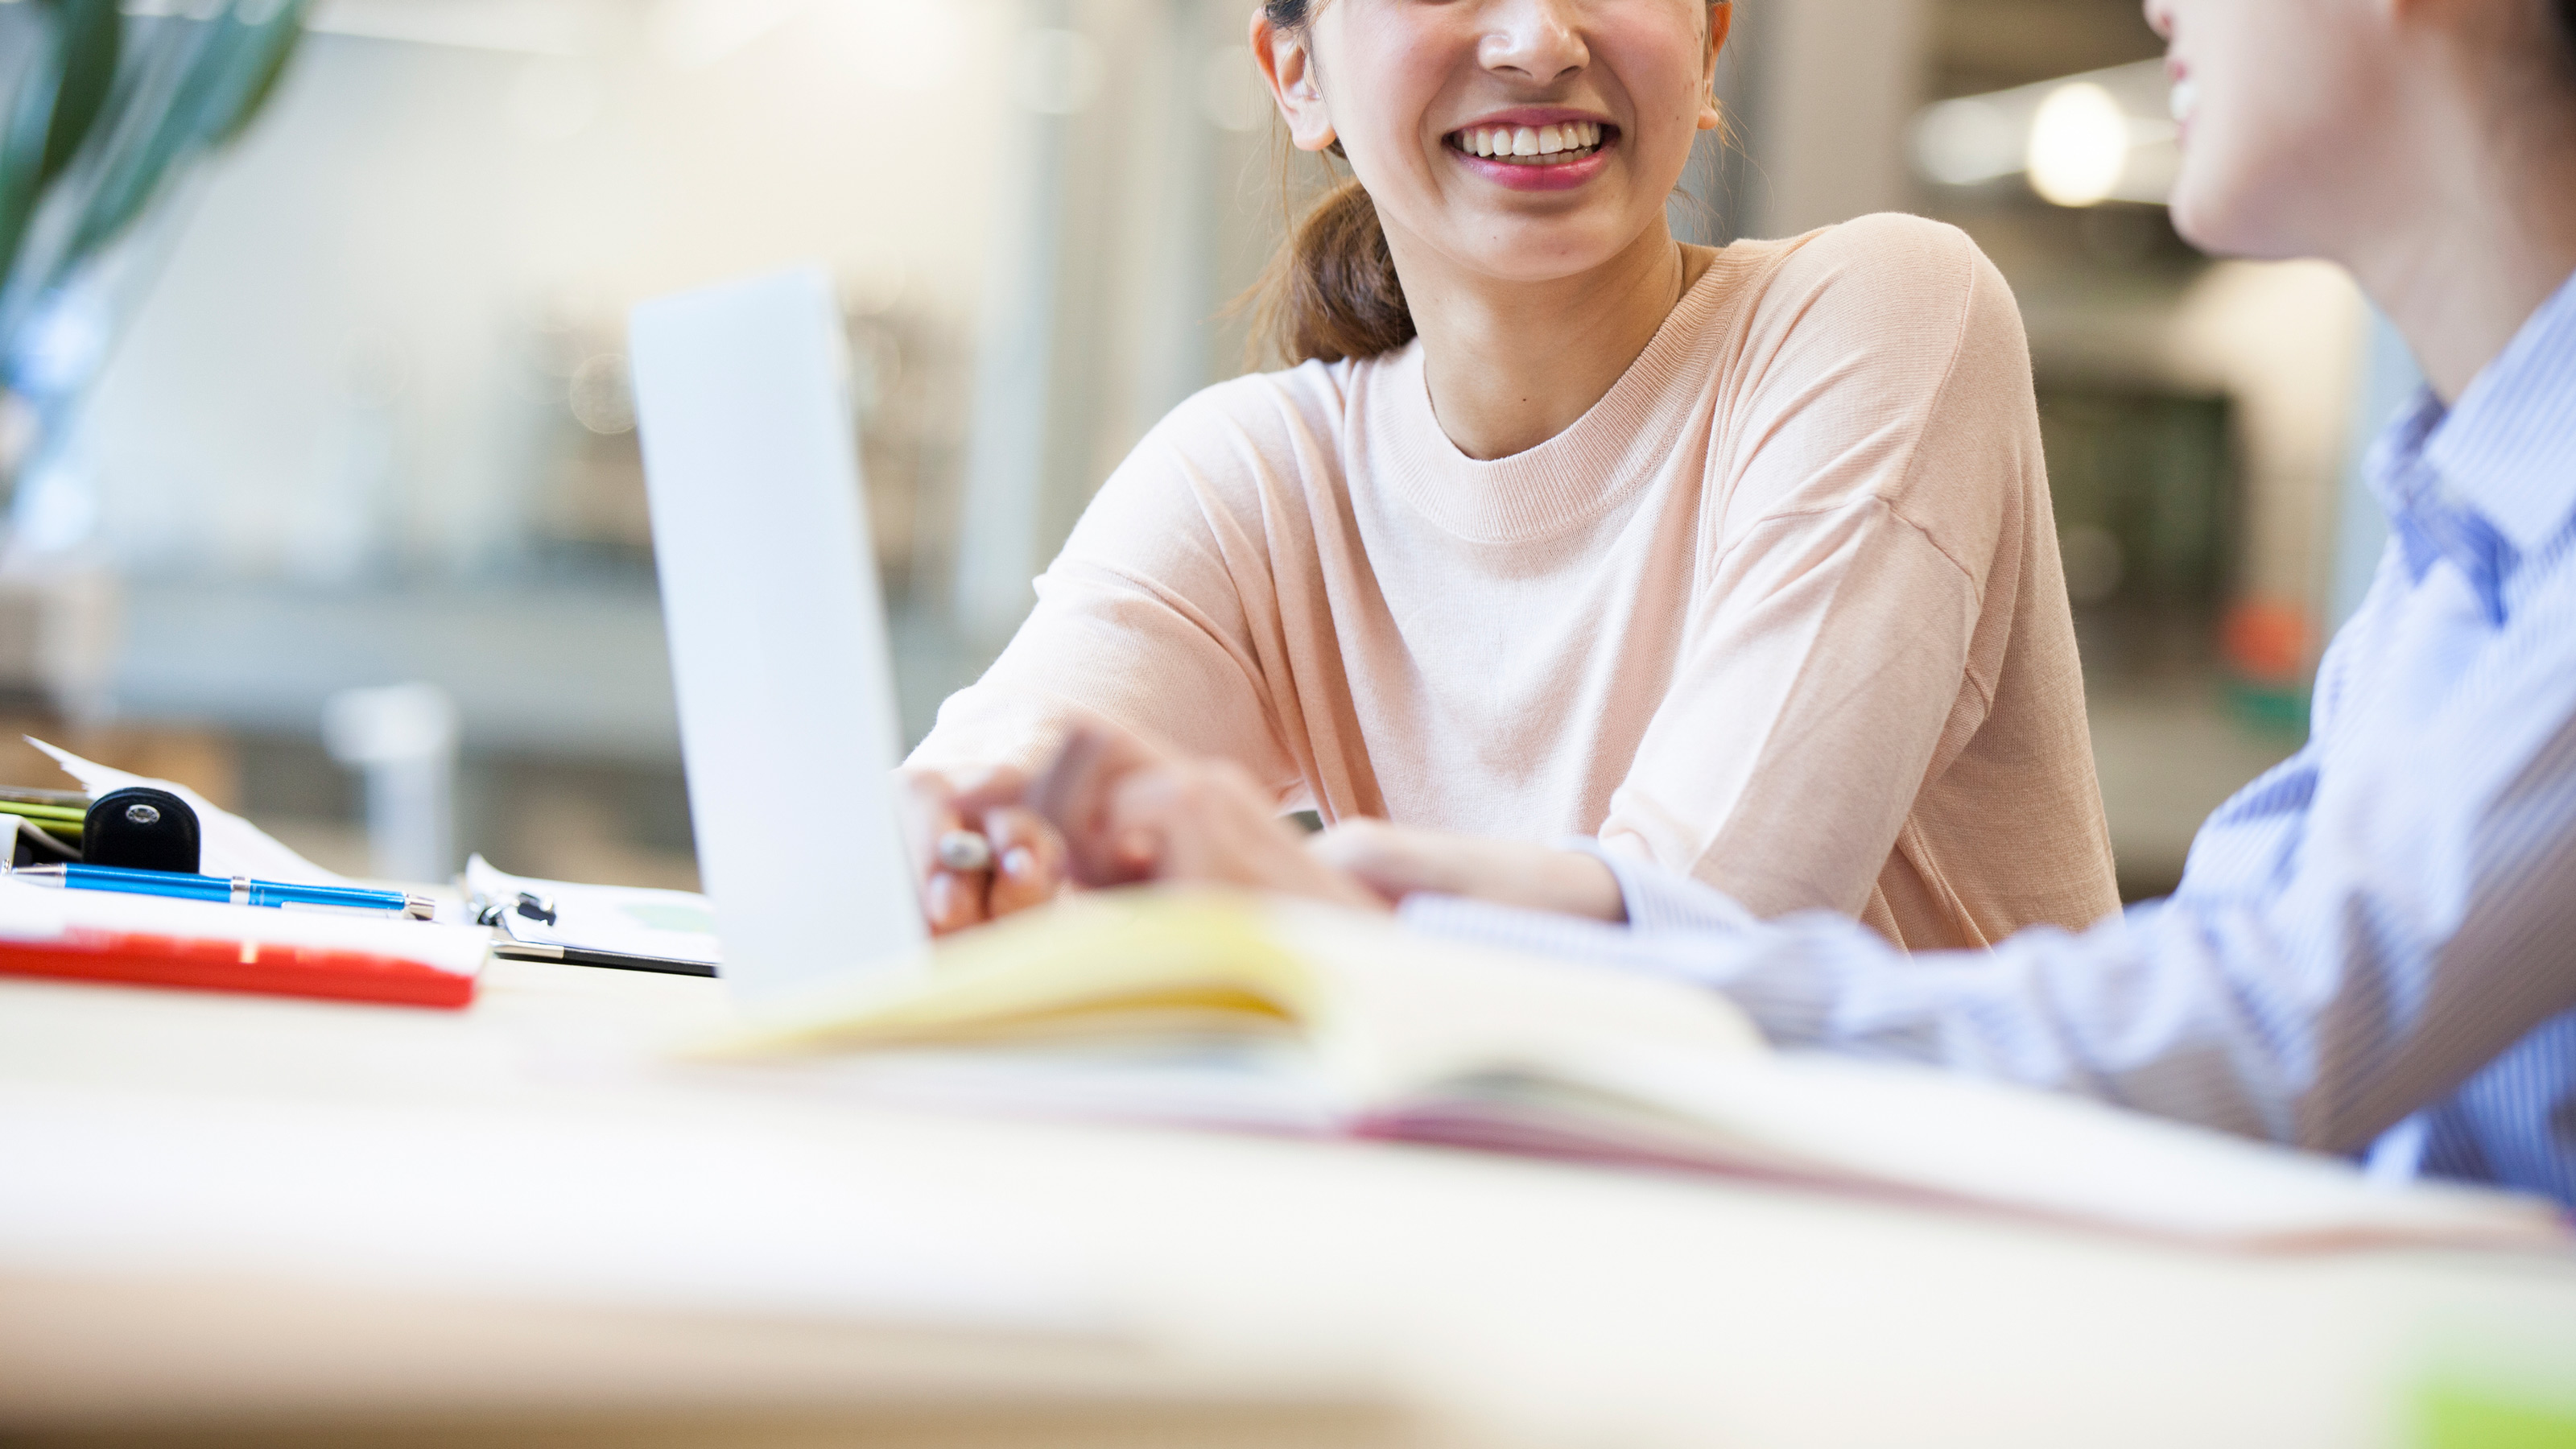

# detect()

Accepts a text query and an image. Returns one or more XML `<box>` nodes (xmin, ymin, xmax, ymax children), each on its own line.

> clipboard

<box><xmin>466</xmin><ymin>855</ymin><xmax>720</xmax><ymax>979</ymax></box>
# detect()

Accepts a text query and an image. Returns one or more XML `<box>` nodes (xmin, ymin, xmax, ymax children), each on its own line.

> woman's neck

<box><xmin>2345</xmin><ymin>55</ymin><xmax>2576</xmax><ymax>404</ymax></box>
<box><xmin>1390</xmin><ymin>221</ymin><xmax>1713</xmax><ymax>462</ymax></box>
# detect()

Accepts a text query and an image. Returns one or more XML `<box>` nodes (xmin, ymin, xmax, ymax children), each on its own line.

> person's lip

<box><xmin>1443</xmin><ymin>106</ymin><xmax>1620</xmax><ymax>192</ymax></box>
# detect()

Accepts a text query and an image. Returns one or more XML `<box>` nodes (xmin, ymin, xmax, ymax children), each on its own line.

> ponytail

<box><xmin>1253</xmin><ymin>177</ymin><xmax>1414</xmax><ymax>365</ymax></box>
<box><xmin>1248</xmin><ymin>0</ymin><xmax>1414</xmax><ymax>366</ymax></box>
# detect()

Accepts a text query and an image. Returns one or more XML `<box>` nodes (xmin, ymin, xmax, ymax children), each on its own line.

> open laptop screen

<box><xmin>629</xmin><ymin>266</ymin><xmax>926</xmax><ymax>998</ymax></box>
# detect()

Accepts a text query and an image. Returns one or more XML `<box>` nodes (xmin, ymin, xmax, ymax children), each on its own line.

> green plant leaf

<box><xmin>1</xmin><ymin>0</ymin><xmax>308</xmax><ymax>367</ymax></box>
<box><xmin>0</xmin><ymin>0</ymin><xmax>123</xmax><ymax>306</ymax></box>
<box><xmin>56</xmin><ymin>13</ymin><xmax>233</xmax><ymax>269</ymax></box>
<box><xmin>55</xmin><ymin>2</ymin><xmax>310</xmax><ymax>281</ymax></box>
<box><xmin>37</xmin><ymin>0</ymin><xmax>121</xmax><ymax>185</ymax></box>
<box><xmin>210</xmin><ymin>0</ymin><xmax>312</xmax><ymax>149</ymax></box>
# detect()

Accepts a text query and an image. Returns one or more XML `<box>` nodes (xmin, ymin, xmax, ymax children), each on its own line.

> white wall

<box><xmin>74</xmin><ymin>1</ymin><xmax>1010</xmax><ymax>580</ymax></box>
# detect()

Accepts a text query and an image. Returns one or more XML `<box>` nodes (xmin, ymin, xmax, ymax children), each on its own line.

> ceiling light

<box><xmin>2026</xmin><ymin>82</ymin><xmax>2129</xmax><ymax>208</ymax></box>
<box><xmin>1909</xmin><ymin>60</ymin><xmax>2179</xmax><ymax>207</ymax></box>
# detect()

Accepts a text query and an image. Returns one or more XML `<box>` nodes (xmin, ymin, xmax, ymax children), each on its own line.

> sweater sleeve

<box><xmin>907</xmin><ymin>379</ymin><xmax>1311</xmax><ymax>801</ymax></box>
<box><xmin>1599</xmin><ymin>216</ymin><xmax>2041</xmax><ymax>922</ymax></box>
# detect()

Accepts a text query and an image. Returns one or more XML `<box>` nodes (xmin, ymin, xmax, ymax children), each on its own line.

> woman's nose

<box><xmin>1478</xmin><ymin>0</ymin><xmax>1589</xmax><ymax>85</ymax></box>
<box><xmin>2142</xmin><ymin>0</ymin><xmax>2175</xmax><ymax>42</ymax></box>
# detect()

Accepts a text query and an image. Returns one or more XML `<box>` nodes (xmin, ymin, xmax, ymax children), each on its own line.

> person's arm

<box><xmin>1604</xmin><ymin>217</ymin><xmax>2053</xmax><ymax>922</ymax></box>
<box><xmin>903</xmin><ymin>384</ymin><xmax>1318</xmax><ymax>930</ymax></box>
<box><xmin>1407</xmin><ymin>699</ymin><xmax>2576</xmax><ymax>1158</ymax></box>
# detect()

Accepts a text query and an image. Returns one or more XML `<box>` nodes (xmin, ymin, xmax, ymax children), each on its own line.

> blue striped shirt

<box><xmin>1404</xmin><ymin>269</ymin><xmax>2576</xmax><ymax>1207</ymax></box>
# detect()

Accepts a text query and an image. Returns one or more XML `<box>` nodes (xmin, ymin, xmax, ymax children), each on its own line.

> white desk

<box><xmin>4</xmin><ymin>957</ymin><xmax>2572</xmax><ymax>1448</ymax></box>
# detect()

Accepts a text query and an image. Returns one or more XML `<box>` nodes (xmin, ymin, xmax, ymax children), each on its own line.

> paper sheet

<box><xmin>466</xmin><ymin>855</ymin><xmax>721</xmax><ymax>969</ymax></box>
<box><xmin>24</xmin><ymin>737</ymin><xmax>349</xmax><ymax>886</ymax></box>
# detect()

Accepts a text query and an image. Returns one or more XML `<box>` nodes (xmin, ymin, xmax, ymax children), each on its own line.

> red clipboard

<box><xmin>0</xmin><ymin>927</ymin><xmax>477</xmax><ymax>1009</ymax></box>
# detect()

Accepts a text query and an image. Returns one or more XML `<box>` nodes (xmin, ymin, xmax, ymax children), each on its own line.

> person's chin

<box><xmin>2166</xmin><ymin>165</ymin><xmax>2289</xmax><ymax>262</ymax></box>
<box><xmin>1447</xmin><ymin>210</ymin><xmax>1643</xmax><ymax>282</ymax></box>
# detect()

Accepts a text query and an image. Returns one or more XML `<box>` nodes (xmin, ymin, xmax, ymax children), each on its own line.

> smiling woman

<box><xmin>1249</xmin><ymin>0</ymin><xmax>1693</xmax><ymax>365</ymax></box>
<box><xmin>900</xmin><ymin>0</ymin><xmax>2120</xmax><ymax>955</ymax></box>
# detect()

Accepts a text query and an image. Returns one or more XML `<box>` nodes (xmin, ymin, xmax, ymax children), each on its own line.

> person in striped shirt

<box><xmin>1005</xmin><ymin>0</ymin><xmax>2576</xmax><ymax>1208</ymax></box>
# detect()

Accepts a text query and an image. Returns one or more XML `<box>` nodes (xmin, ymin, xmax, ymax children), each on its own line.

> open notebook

<box><xmin>693</xmin><ymin>890</ymin><xmax>2570</xmax><ymax>1254</ymax></box>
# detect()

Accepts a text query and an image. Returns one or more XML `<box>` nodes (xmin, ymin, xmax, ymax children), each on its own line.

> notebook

<box><xmin>691</xmin><ymin>889</ymin><xmax>2574</xmax><ymax>1255</ymax></box>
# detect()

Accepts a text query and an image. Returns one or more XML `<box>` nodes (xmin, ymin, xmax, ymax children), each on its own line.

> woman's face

<box><xmin>1260</xmin><ymin>0</ymin><xmax>1725</xmax><ymax>283</ymax></box>
<box><xmin>2148</xmin><ymin>0</ymin><xmax>2399</xmax><ymax>260</ymax></box>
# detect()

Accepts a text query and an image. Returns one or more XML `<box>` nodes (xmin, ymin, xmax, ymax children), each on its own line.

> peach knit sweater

<box><xmin>914</xmin><ymin>214</ymin><xmax>2120</xmax><ymax>949</ymax></box>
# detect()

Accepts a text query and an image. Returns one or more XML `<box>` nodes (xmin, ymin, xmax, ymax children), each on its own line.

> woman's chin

<box><xmin>2165</xmin><ymin>184</ymin><xmax>2226</xmax><ymax>255</ymax></box>
<box><xmin>2167</xmin><ymin>173</ymin><xmax>2274</xmax><ymax>262</ymax></box>
<box><xmin>1433</xmin><ymin>213</ymin><xmax>1658</xmax><ymax>285</ymax></box>
<box><xmin>2166</xmin><ymin>157</ymin><xmax>2317</xmax><ymax>263</ymax></box>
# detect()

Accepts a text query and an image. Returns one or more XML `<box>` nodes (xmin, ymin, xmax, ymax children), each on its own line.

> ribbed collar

<box><xmin>1362</xmin><ymin>248</ymin><xmax>1756</xmax><ymax>546</ymax></box>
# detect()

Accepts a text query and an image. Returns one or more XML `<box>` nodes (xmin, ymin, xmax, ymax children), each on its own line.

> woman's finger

<box><xmin>946</xmin><ymin>762</ymin><xmax>1034</xmax><ymax>815</ymax></box>
<box><xmin>897</xmin><ymin>769</ymin><xmax>990</xmax><ymax>935</ymax></box>
<box><xmin>1310</xmin><ymin>821</ymin><xmax>1621</xmax><ymax>919</ymax></box>
<box><xmin>980</xmin><ymin>806</ymin><xmax>1070</xmax><ymax>917</ymax></box>
<box><xmin>1033</xmin><ymin>723</ymin><xmax>1150</xmax><ymax>886</ymax></box>
<box><xmin>1306</xmin><ymin>818</ymin><xmax>1455</xmax><ymax>902</ymax></box>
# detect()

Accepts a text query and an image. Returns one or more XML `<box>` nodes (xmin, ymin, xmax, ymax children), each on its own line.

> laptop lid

<box><xmin>627</xmin><ymin>266</ymin><xmax>926</xmax><ymax>999</ymax></box>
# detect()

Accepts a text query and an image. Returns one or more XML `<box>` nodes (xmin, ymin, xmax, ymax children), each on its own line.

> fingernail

<box><xmin>925</xmin><ymin>873</ymin><xmax>956</xmax><ymax>920</ymax></box>
<box><xmin>1001</xmin><ymin>848</ymin><xmax>1037</xmax><ymax>879</ymax></box>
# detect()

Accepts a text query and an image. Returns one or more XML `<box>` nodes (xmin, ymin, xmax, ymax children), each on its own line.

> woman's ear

<box><xmin>1253</xmin><ymin>10</ymin><xmax>1339</xmax><ymax>153</ymax></box>
<box><xmin>1698</xmin><ymin>2</ymin><xmax>1732</xmax><ymax>132</ymax></box>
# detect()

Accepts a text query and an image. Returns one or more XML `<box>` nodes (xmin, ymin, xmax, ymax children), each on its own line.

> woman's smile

<box><xmin>1443</xmin><ymin>108</ymin><xmax>1620</xmax><ymax>191</ymax></box>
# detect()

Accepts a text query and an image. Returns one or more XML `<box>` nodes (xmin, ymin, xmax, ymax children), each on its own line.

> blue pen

<box><xmin>9</xmin><ymin>863</ymin><xmax>436</xmax><ymax>919</ymax></box>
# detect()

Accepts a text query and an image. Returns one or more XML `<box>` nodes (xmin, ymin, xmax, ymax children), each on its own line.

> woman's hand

<box><xmin>1308</xmin><ymin>819</ymin><xmax>1626</xmax><ymax>922</ymax></box>
<box><xmin>1029</xmin><ymin>715</ymin><xmax>1387</xmax><ymax>912</ymax></box>
<box><xmin>896</xmin><ymin>764</ymin><xmax>1070</xmax><ymax>935</ymax></box>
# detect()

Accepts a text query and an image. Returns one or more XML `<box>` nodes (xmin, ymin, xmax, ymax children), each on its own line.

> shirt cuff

<box><xmin>1553</xmin><ymin>836</ymin><xmax>1760</xmax><ymax>935</ymax></box>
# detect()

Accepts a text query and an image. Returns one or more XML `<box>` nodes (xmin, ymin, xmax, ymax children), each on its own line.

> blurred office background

<box><xmin>0</xmin><ymin>0</ymin><xmax>2396</xmax><ymax>900</ymax></box>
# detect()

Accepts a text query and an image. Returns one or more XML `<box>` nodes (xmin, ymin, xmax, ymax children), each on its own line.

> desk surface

<box><xmin>4</xmin><ymin>957</ymin><xmax>2573</xmax><ymax>1449</ymax></box>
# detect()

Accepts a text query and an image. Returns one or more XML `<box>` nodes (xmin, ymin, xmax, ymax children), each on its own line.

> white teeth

<box><xmin>1454</xmin><ymin>122</ymin><xmax>1607</xmax><ymax>161</ymax></box>
<box><xmin>2169</xmin><ymin>77</ymin><xmax>2197</xmax><ymax>125</ymax></box>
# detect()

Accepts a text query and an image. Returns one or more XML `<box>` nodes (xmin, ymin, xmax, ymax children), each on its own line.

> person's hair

<box><xmin>2561</xmin><ymin>0</ymin><xmax>2576</xmax><ymax>58</ymax></box>
<box><xmin>1248</xmin><ymin>0</ymin><xmax>1414</xmax><ymax>367</ymax></box>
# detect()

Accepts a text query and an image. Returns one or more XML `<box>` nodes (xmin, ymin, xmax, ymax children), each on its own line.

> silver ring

<box><xmin>935</xmin><ymin>830</ymin><xmax>994</xmax><ymax>873</ymax></box>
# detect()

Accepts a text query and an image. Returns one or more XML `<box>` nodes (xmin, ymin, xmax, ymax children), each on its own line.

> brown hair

<box><xmin>1248</xmin><ymin>0</ymin><xmax>1415</xmax><ymax>366</ymax></box>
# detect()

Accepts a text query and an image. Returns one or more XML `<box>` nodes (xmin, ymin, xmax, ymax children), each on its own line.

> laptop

<box><xmin>626</xmin><ymin>266</ymin><xmax>927</xmax><ymax>999</ymax></box>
